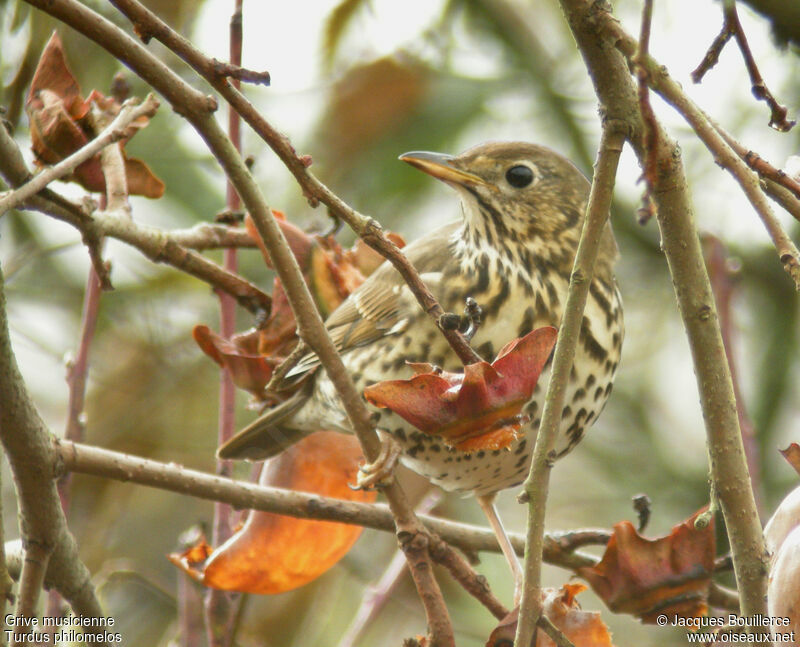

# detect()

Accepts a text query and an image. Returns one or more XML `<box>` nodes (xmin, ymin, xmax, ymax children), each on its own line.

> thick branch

<box><xmin>558</xmin><ymin>0</ymin><xmax>768</xmax><ymax>628</ymax></box>
<box><xmin>515</xmin><ymin>123</ymin><xmax>625</xmax><ymax>647</ymax></box>
<box><xmin>53</xmin><ymin>440</ymin><xmax>602</xmax><ymax>572</ymax></box>
<box><xmin>0</xmin><ymin>266</ymin><xmax>106</xmax><ymax>628</ymax></box>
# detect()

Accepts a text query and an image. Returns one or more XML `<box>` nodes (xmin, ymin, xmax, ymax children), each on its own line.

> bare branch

<box><xmin>560</xmin><ymin>0</ymin><xmax>769</xmax><ymax>628</ymax></box>
<box><xmin>53</xmin><ymin>440</ymin><xmax>604</xmax><ymax>572</ymax></box>
<box><xmin>0</xmin><ymin>95</ymin><xmax>159</xmax><ymax>216</ymax></box>
<box><xmin>612</xmin><ymin>26</ymin><xmax>800</xmax><ymax>289</ymax></box>
<box><xmin>108</xmin><ymin>0</ymin><xmax>481</xmax><ymax>367</ymax></box>
<box><xmin>692</xmin><ymin>0</ymin><xmax>795</xmax><ymax>132</ymax></box>
<box><xmin>515</xmin><ymin>123</ymin><xmax>626</xmax><ymax>647</ymax></box>
<box><xmin>0</xmin><ymin>265</ymin><xmax>106</xmax><ymax>627</ymax></box>
<box><xmin>632</xmin><ymin>0</ymin><xmax>659</xmax><ymax>223</ymax></box>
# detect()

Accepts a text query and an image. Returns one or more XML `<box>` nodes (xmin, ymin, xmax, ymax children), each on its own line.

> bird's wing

<box><xmin>285</xmin><ymin>221</ymin><xmax>460</xmax><ymax>380</ymax></box>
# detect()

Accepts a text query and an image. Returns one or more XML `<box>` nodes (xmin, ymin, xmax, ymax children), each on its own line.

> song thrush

<box><xmin>219</xmin><ymin>141</ymin><xmax>623</xmax><ymax>595</ymax></box>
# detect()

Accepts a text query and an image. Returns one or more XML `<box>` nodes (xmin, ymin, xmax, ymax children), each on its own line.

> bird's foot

<box><xmin>353</xmin><ymin>438</ymin><xmax>402</xmax><ymax>490</ymax></box>
<box><xmin>438</xmin><ymin>297</ymin><xmax>483</xmax><ymax>341</ymax></box>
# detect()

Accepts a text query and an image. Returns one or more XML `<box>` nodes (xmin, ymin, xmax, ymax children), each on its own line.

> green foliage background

<box><xmin>1</xmin><ymin>0</ymin><xmax>799</xmax><ymax>645</ymax></box>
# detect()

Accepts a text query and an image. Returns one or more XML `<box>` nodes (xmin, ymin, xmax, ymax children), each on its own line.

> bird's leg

<box><xmin>476</xmin><ymin>493</ymin><xmax>524</xmax><ymax>606</ymax></box>
<box><xmin>354</xmin><ymin>437</ymin><xmax>402</xmax><ymax>490</ymax></box>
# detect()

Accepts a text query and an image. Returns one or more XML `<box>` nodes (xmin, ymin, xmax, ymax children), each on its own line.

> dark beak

<box><xmin>399</xmin><ymin>151</ymin><xmax>489</xmax><ymax>188</ymax></box>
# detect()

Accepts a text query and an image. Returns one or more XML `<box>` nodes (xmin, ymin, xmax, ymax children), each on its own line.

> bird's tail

<box><xmin>216</xmin><ymin>390</ymin><xmax>313</xmax><ymax>461</ymax></box>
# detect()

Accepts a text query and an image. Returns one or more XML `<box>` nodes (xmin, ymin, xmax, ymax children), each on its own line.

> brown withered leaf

<box><xmin>486</xmin><ymin>584</ymin><xmax>616</xmax><ymax>647</ymax></box>
<box><xmin>780</xmin><ymin>443</ymin><xmax>800</xmax><ymax>477</ymax></box>
<box><xmin>244</xmin><ymin>212</ymin><xmax>404</xmax><ymax>320</ymax></box>
<box><xmin>192</xmin><ymin>325</ymin><xmax>278</xmax><ymax>397</ymax></box>
<box><xmin>364</xmin><ymin>327</ymin><xmax>557</xmax><ymax>451</ymax></box>
<box><xmin>169</xmin><ymin>431</ymin><xmax>376</xmax><ymax>594</ymax></box>
<box><xmin>195</xmin><ymin>212</ymin><xmax>406</xmax><ymax>401</ymax></box>
<box><xmin>26</xmin><ymin>31</ymin><xmax>164</xmax><ymax>198</ymax></box>
<box><xmin>577</xmin><ymin>508</ymin><xmax>715</xmax><ymax>622</ymax></box>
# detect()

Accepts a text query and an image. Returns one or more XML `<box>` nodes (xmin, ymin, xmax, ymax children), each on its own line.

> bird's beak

<box><xmin>399</xmin><ymin>151</ymin><xmax>489</xmax><ymax>189</ymax></box>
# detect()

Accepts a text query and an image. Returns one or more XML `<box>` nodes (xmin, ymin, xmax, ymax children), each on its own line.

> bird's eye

<box><xmin>505</xmin><ymin>165</ymin><xmax>534</xmax><ymax>188</ymax></box>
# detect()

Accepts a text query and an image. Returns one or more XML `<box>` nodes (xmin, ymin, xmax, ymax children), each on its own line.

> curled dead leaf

<box><xmin>364</xmin><ymin>326</ymin><xmax>557</xmax><ymax>451</ymax></box>
<box><xmin>486</xmin><ymin>583</ymin><xmax>616</xmax><ymax>647</ymax></box>
<box><xmin>196</xmin><ymin>211</ymin><xmax>405</xmax><ymax>400</ymax></box>
<box><xmin>192</xmin><ymin>325</ymin><xmax>279</xmax><ymax>397</ymax></box>
<box><xmin>26</xmin><ymin>31</ymin><xmax>164</xmax><ymax>198</ymax></box>
<box><xmin>780</xmin><ymin>443</ymin><xmax>800</xmax><ymax>477</ymax></box>
<box><xmin>577</xmin><ymin>508</ymin><xmax>715</xmax><ymax>623</ymax></box>
<box><xmin>169</xmin><ymin>431</ymin><xmax>376</xmax><ymax>594</ymax></box>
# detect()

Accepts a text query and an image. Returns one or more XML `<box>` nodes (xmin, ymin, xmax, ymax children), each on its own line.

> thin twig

<box><xmin>429</xmin><ymin>534</ymin><xmax>508</xmax><ymax>620</ymax></box>
<box><xmin>0</xmin><ymin>95</ymin><xmax>159</xmax><ymax>215</ymax></box>
<box><xmin>538</xmin><ymin>614</ymin><xmax>577</xmax><ymax>647</ymax></box>
<box><xmin>615</xmin><ymin>33</ymin><xmax>800</xmax><ymax>289</ymax></box>
<box><xmin>710</xmin><ymin>121</ymin><xmax>800</xmax><ymax>206</ymax></box>
<box><xmin>692</xmin><ymin>0</ymin><xmax>795</xmax><ymax>131</ymax></box>
<box><xmin>703</xmin><ymin>235</ymin><xmax>764</xmax><ymax>518</ymax></box>
<box><xmin>108</xmin><ymin>0</ymin><xmax>482</xmax><ymax>367</ymax></box>
<box><xmin>94</xmin><ymin>212</ymin><xmax>271</xmax><ymax>312</ymax></box>
<box><xmin>725</xmin><ymin>1</ymin><xmax>795</xmax><ymax>132</ymax></box>
<box><xmin>337</xmin><ymin>490</ymin><xmax>443</xmax><ymax>647</ymax></box>
<box><xmin>48</xmin><ymin>193</ymin><xmax>107</xmax><ymax>630</ymax></box>
<box><xmin>515</xmin><ymin>124</ymin><xmax>627</xmax><ymax>647</ymax></box>
<box><xmin>691</xmin><ymin>15</ymin><xmax>734</xmax><ymax>82</ymax></box>
<box><xmin>206</xmin><ymin>2</ymin><xmax>244</xmax><ymax>643</ymax></box>
<box><xmin>633</xmin><ymin>0</ymin><xmax>658</xmax><ymax>224</ymax></box>
<box><xmin>211</xmin><ymin>59</ymin><xmax>270</xmax><ymax>86</ymax></box>
<box><xmin>264</xmin><ymin>341</ymin><xmax>308</xmax><ymax>393</ymax></box>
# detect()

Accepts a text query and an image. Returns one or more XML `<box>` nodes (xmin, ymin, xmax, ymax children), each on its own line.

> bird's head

<box><xmin>400</xmin><ymin>141</ymin><xmax>616</xmax><ymax>271</ymax></box>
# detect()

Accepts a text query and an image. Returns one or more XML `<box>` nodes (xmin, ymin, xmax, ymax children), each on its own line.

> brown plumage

<box><xmin>219</xmin><ymin>141</ymin><xmax>623</xmax><ymax>498</ymax></box>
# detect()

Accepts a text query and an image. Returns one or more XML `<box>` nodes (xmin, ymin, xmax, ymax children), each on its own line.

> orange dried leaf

<box><xmin>486</xmin><ymin>583</ymin><xmax>616</xmax><ymax>647</ymax></box>
<box><xmin>168</xmin><ymin>536</ymin><xmax>213</xmax><ymax>584</ymax></box>
<box><xmin>364</xmin><ymin>326</ymin><xmax>557</xmax><ymax>451</ymax></box>
<box><xmin>192</xmin><ymin>324</ymin><xmax>276</xmax><ymax>396</ymax></box>
<box><xmin>780</xmin><ymin>443</ymin><xmax>800</xmax><ymax>477</ymax></box>
<box><xmin>577</xmin><ymin>508</ymin><xmax>715</xmax><ymax>622</ymax></box>
<box><xmin>170</xmin><ymin>431</ymin><xmax>376</xmax><ymax>594</ymax></box>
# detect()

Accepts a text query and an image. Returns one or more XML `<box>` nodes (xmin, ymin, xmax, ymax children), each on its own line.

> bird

<box><xmin>218</xmin><ymin>141</ymin><xmax>623</xmax><ymax>599</ymax></box>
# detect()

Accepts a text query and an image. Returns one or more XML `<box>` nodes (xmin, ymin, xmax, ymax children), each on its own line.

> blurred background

<box><xmin>0</xmin><ymin>0</ymin><xmax>799</xmax><ymax>645</ymax></box>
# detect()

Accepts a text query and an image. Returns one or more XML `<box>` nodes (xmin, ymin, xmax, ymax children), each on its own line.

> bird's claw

<box><xmin>351</xmin><ymin>439</ymin><xmax>402</xmax><ymax>490</ymax></box>
<box><xmin>439</xmin><ymin>297</ymin><xmax>483</xmax><ymax>341</ymax></box>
